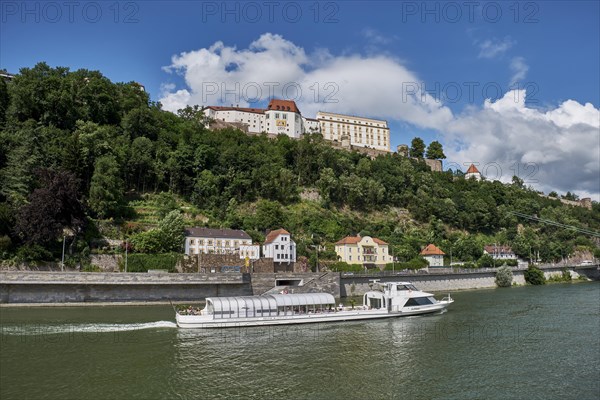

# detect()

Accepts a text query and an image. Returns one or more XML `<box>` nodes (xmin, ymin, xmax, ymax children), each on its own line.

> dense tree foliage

<box><xmin>0</xmin><ymin>63</ymin><xmax>598</xmax><ymax>264</ymax></box>
<box><xmin>426</xmin><ymin>140</ymin><xmax>446</xmax><ymax>159</ymax></box>
<box><xmin>495</xmin><ymin>266</ymin><xmax>513</xmax><ymax>287</ymax></box>
<box><xmin>410</xmin><ymin>137</ymin><xmax>425</xmax><ymax>158</ymax></box>
<box><xmin>14</xmin><ymin>169</ymin><xmax>86</xmax><ymax>245</ymax></box>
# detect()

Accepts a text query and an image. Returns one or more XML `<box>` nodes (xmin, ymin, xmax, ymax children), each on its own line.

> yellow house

<box><xmin>335</xmin><ymin>235</ymin><xmax>390</xmax><ymax>269</ymax></box>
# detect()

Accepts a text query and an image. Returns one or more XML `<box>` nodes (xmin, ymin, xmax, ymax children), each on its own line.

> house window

<box><xmin>275</xmin><ymin>245</ymin><xmax>279</xmax><ymax>250</ymax></box>
<box><xmin>189</xmin><ymin>239</ymin><xmax>195</xmax><ymax>245</ymax></box>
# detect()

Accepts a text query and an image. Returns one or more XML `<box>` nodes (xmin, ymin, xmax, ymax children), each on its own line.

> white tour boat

<box><xmin>175</xmin><ymin>281</ymin><xmax>453</xmax><ymax>328</ymax></box>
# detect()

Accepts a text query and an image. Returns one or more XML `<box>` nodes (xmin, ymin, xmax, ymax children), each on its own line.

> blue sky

<box><xmin>2</xmin><ymin>1</ymin><xmax>599</xmax><ymax>199</ymax></box>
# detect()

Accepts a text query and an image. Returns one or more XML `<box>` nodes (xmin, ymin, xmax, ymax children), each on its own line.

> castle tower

<box><xmin>465</xmin><ymin>164</ymin><xmax>482</xmax><ymax>181</ymax></box>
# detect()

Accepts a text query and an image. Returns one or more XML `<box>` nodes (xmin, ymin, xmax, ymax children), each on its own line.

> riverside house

<box><xmin>184</xmin><ymin>227</ymin><xmax>259</xmax><ymax>260</ymax></box>
<box><xmin>420</xmin><ymin>244</ymin><xmax>446</xmax><ymax>267</ymax></box>
<box><xmin>335</xmin><ymin>235</ymin><xmax>391</xmax><ymax>269</ymax></box>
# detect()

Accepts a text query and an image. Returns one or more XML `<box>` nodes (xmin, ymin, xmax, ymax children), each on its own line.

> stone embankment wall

<box><xmin>0</xmin><ymin>271</ymin><xmax>251</xmax><ymax>303</ymax></box>
<box><xmin>0</xmin><ymin>271</ymin><xmax>340</xmax><ymax>304</ymax></box>
<box><xmin>1</xmin><ymin>266</ymin><xmax>596</xmax><ymax>304</ymax></box>
<box><xmin>340</xmin><ymin>265</ymin><xmax>598</xmax><ymax>296</ymax></box>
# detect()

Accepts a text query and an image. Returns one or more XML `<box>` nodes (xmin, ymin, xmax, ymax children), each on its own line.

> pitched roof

<box><xmin>420</xmin><ymin>244</ymin><xmax>445</xmax><ymax>256</ymax></box>
<box><xmin>207</xmin><ymin>106</ymin><xmax>265</xmax><ymax>114</ymax></box>
<box><xmin>267</xmin><ymin>99</ymin><xmax>301</xmax><ymax>114</ymax></box>
<box><xmin>335</xmin><ymin>236</ymin><xmax>388</xmax><ymax>245</ymax></box>
<box><xmin>264</xmin><ymin>228</ymin><xmax>291</xmax><ymax>244</ymax></box>
<box><xmin>466</xmin><ymin>164</ymin><xmax>480</xmax><ymax>174</ymax></box>
<box><xmin>185</xmin><ymin>227</ymin><xmax>251</xmax><ymax>240</ymax></box>
<box><xmin>484</xmin><ymin>245</ymin><xmax>514</xmax><ymax>254</ymax></box>
<box><xmin>335</xmin><ymin>236</ymin><xmax>361</xmax><ymax>245</ymax></box>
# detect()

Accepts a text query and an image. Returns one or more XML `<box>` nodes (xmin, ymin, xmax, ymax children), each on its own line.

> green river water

<box><xmin>1</xmin><ymin>282</ymin><xmax>598</xmax><ymax>400</ymax></box>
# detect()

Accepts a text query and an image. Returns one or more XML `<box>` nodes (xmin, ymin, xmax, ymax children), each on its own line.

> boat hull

<box><xmin>176</xmin><ymin>301</ymin><xmax>452</xmax><ymax>329</ymax></box>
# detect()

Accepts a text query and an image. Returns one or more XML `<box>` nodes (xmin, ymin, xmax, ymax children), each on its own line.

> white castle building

<box><xmin>203</xmin><ymin>99</ymin><xmax>391</xmax><ymax>152</ymax></box>
<box><xmin>316</xmin><ymin>111</ymin><xmax>390</xmax><ymax>152</ymax></box>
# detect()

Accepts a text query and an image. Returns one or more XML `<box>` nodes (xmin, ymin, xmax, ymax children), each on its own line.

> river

<box><xmin>1</xmin><ymin>282</ymin><xmax>598</xmax><ymax>400</ymax></box>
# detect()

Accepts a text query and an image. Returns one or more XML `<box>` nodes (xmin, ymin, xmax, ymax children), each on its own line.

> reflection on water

<box><xmin>1</xmin><ymin>283</ymin><xmax>599</xmax><ymax>400</ymax></box>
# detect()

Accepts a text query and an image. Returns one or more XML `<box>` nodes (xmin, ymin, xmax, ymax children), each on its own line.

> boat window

<box><xmin>405</xmin><ymin>297</ymin><xmax>433</xmax><ymax>306</ymax></box>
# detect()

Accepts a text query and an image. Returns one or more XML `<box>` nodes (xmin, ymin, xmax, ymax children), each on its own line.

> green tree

<box><xmin>158</xmin><ymin>210</ymin><xmax>185</xmax><ymax>252</ymax></box>
<box><xmin>425</xmin><ymin>140</ymin><xmax>446</xmax><ymax>159</ymax></box>
<box><xmin>410</xmin><ymin>137</ymin><xmax>425</xmax><ymax>158</ymax></box>
<box><xmin>88</xmin><ymin>155</ymin><xmax>124</xmax><ymax>218</ymax></box>
<box><xmin>254</xmin><ymin>199</ymin><xmax>285</xmax><ymax>231</ymax></box>
<box><xmin>477</xmin><ymin>253</ymin><xmax>495</xmax><ymax>268</ymax></box>
<box><xmin>495</xmin><ymin>265</ymin><xmax>513</xmax><ymax>287</ymax></box>
<box><xmin>0</xmin><ymin>77</ymin><xmax>8</xmax><ymax>127</ymax></box>
<box><xmin>15</xmin><ymin>169</ymin><xmax>86</xmax><ymax>246</ymax></box>
<box><xmin>129</xmin><ymin>137</ymin><xmax>155</xmax><ymax>191</ymax></box>
<box><xmin>524</xmin><ymin>266</ymin><xmax>546</xmax><ymax>285</ymax></box>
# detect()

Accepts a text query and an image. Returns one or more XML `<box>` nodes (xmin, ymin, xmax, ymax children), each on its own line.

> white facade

<box><xmin>262</xmin><ymin>229</ymin><xmax>297</xmax><ymax>263</ymax></box>
<box><xmin>203</xmin><ymin>107</ymin><xmax>266</xmax><ymax>133</ymax></box>
<box><xmin>185</xmin><ymin>228</ymin><xmax>255</xmax><ymax>257</ymax></box>
<box><xmin>465</xmin><ymin>164</ymin><xmax>482</xmax><ymax>181</ymax></box>
<box><xmin>303</xmin><ymin>118</ymin><xmax>321</xmax><ymax>134</ymax></box>
<box><xmin>239</xmin><ymin>244</ymin><xmax>260</xmax><ymax>261</ymax></box>
<box><xmin>423</xmin><ymin>254</ymin><xmax>444</xmax><ymax>267</ymax></box>
<box><xmin>316</xmin><ymin>111</ymin><xmax>390</xmax><ymax>152</ymax></box>
<box><xmin>484</xmin><ymin>246</ymin><xmax>516</xmax><ymax>260</ymax></box>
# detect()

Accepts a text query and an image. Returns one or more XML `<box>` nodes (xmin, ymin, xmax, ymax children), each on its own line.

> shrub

<box><xmin>15</xmin><ymin>244</ymin><xmax>53</xmax><ymax>262</ymax></box>
<box><xmin>505</xmin><ymin>259</ymin><xmax>518</xmax><ymax>267</ymax></box>
<box><xmin>524</xmin><ymin>266</ymin><xmax>546</xmax><ymax>285</ymax></box>
<box><xmin>477</xmin><ymin>254</ymin><xmax>495</xmax><ymax>268</ymax></box>
<box><xmin>547</xmin><ymin>269</ymin><xmax>572</xmax><ymax>283</ymax></box>
<box><xmin>119</xmin><ymin>253</ymin><xmax>182</xmax><ymax>273</ymax></box>
<box><xmin>495</xmin><ymin>266</ymin><xmax>513</xmax><ymax>287</ymax></box>
<box><xmin>329</xmin><ymin>261</ymin><xmax>363</xmax><ymax>272</ymax></box>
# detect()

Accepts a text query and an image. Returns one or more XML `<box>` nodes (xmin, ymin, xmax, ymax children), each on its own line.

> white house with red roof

<box><xmin>184</xmin><ymin>227</ymin><xmax>260</xmax><ymax>260</ymax></box>
<box><xmin>335</xmin><ymin>235</ymin><xmax>391</xmax><ymax>269</ymax></box>
<box><xmin>465</xmin><ymin>164</ymin><xmax>482</xmax><ymax>181</ymax></box>
<box><xmin>420</xmin><ymin>244</ymin><xmax>446</xmax><ymax>267</ymax></box>
<box><xmin>483</xmin><ymin>245</ymin><xmax>516</xmax><ymax>260</ymax></box>
<box><xmin>262</xmin><ymin>228</ymin><xmax>296</xmax><ymax>263</ymax></box>
<box><xmin>203</xmin><ymin>99</ymin><xmax>307</xmax><ymax>138</ymax></box>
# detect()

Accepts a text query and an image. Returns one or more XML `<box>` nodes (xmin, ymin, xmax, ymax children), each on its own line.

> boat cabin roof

<box><xmin>206</xmin><ymin>293</ymin><xmax>336</xmax><ymax>313</ymax></box>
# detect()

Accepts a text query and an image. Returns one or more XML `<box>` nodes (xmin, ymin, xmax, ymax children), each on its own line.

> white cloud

<box><xmin>160</xmin><ymin>33</ymin><xmax>600</xmax><ymax>200</ymax></box>
<box><xmin>477</xmin><ymin>37</ymin><xmax>514</xmax><ymax>59</ymax></box>
<box><xmin>160</xmin><ymin>33</ymin><xmax>452</xmax><ymax>130</ymax></box>
<box><xmin>509</xmin><ymin>56</ymin><xmax>529</xmax><ymax>86</ymax></box>
<box><xmin>444</xmin><ymin>90</ymin><xmax>600</xmax><ymax>200</ymax></box>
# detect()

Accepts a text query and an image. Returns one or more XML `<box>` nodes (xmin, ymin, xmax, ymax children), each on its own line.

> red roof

<box><xmin>335</xmin><ymin>236</ymin><xmax>361</xmax><ymax>245</ymax></box>
<box><xmin>466</xmin><ymin>164</ymin><xmax>480</xmax><ymax>174</ymax></box>
<box><xmin>335</xmin><ymin>236</ymin><xmax>388</xmax><ymax>245</ymax></box>
<box><xmin>207</xmin><ymin>106</ymin><xmax>265</xmax><ymax>114</ymax></box>
<box><xmin>264</xmin><ymin>228</ymin><xmax>291</xmax><ymax>244</ymax></box>
<box><xmin>484</xmin><ymin>245</ymin><xmax>514</xmax><ymax>254</ymax></box>
<box><xmin>420</xmin><ymin>244</ymin><xmax>446</xmax><ymax>256</ymax></box>
<box><xmin>267</xmin><ymin>99</ymin><xmax>301</xmax><ymax>114</ymax></box>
